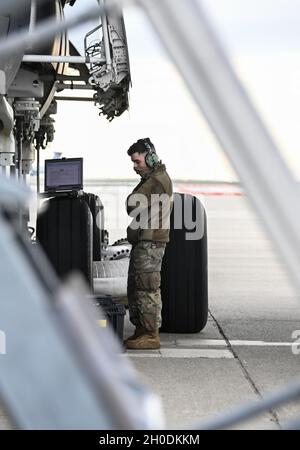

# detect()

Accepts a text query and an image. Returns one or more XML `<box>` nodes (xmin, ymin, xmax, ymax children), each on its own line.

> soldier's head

<box><xmin>127</xmin><ymin>138</ymin><xmax>160</xmax><ymax>178</ymax></box>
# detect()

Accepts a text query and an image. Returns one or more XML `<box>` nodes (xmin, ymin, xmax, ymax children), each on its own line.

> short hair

<box><xmin>127</xmin><ymin>140</ymin><xmax>148</xmax><ymax>156</ymax></box>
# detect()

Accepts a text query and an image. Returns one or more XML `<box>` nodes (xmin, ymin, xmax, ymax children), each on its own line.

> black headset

<box><xmin>138</xmin><ymin>138</ymin><xmax>159</xmax><ymax>168</ymax></box>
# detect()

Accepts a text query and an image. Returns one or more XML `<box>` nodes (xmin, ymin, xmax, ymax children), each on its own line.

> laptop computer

<box><xmin>44</xmin><ymin>157</ymin><xmax>83</xmax><ymax>195</ymax></box>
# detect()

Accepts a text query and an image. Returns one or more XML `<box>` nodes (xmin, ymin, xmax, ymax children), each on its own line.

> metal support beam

<box><xmin>40</xmin><ymin>80</ymin><xmax>59</xmax><ymax>119</ymax></box>
<box><xmin>54</xmin><ymin>96</ymin><xmax>94</xmax><ymax>102</ymax></box>
<box><xmin>23</xmin><ymin>55</ymin><xmax>105</xmax><ymax>64</ymax></box>
<box><xmin>29</xmin><ymin>0</ymin><xmax>37</xmax><ymax>35</ymax></box>
<box><xmin>56</xmin><ymin>74</ymin><xmax>88</xmax><ymax>82</ymax></box>
<box><xmin>56</xmin><ymin>83</ymin><xmax>94</xmax><ymax>90</ymax></box>
<box><xmin>99</xmin><ymin>0</ymin><xmax>112</xmax><ymax>70</ymax></box>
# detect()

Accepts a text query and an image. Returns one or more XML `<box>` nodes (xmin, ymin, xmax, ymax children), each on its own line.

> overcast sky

<box><xmin>48</xmin><ymin>0</ymin><xmax>300</xmax><ymax>181</ymax></box>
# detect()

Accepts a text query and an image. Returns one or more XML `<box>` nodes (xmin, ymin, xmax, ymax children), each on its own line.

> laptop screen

<box><xmin>44</xmin><ymin>158</ymin><xmax>83</xmax><ymax>192</ymax></box>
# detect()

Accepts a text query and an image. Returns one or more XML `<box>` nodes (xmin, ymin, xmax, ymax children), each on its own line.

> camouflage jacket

<box><xmin>126</xmin><ymin>164</ymin><xmax>173</xmax><ymax>244</ymax></box>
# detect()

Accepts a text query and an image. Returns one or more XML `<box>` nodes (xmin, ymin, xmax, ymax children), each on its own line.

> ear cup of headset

<box><xmin>145</xmin><ymin>151</ymin><xmax>159</xmax><ymax>168</ymax></box>
<box><xmin>139</xmin><ymin>138</ymin><xmax>159</xmax><ymax>168</ymax></box>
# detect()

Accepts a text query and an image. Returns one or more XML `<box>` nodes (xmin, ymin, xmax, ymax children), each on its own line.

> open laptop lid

<box><xmin>44</xmin><ymin>158</ymin><xmax>83</xmax><ymax>193</ymax></box>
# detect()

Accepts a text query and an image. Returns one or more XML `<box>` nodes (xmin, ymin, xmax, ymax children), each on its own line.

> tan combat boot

<box><xmin>126</xmin><ymin>330</ymin><xmax>160</xmax><ymax>350</ymax></box>
<box><xmin>124</xmin><ymin>326</ymin><xmax>147</xmax><ymax>344</ymax></box>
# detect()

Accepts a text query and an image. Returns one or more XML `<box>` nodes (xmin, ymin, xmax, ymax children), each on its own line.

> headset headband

<box><xmin>136</xmin><ymin>138</ymin><xmax>155</xmax><ymax>154</ymax></box>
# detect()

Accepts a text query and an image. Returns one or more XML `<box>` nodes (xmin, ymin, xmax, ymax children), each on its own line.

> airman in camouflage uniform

<box><xmin>125</xmin><ymin>138</ymin><xmax>173</xmax><ymax>350</ymax></box>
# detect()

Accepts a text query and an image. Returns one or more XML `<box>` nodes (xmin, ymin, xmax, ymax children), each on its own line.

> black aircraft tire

<box><xmin>36</xmin><ymin>196</ymin><xmax>93</xmax><ymax>287</ymax></box>
<box><xmin>160</xmin><ymin>193</ymin><xmax>208</xmax><ymax>333</ymax></box>
<box><xmin>82</xmin><ymin>192</ymin><xmax>104</xmax><ymax>261</ymax></box>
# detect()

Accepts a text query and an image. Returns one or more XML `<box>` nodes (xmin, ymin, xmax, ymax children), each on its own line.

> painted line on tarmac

<box><xmin>230</xmin><ymin>340</ymin><xmax>294</xmax><ymax>347</ymax></box>
<box><xmin>176</xmin><ymin>338</ymin><xmax>294</xmax><ymax>347</ymax></box>
<box><xmin>125</xmin><ymin>340</ymin><xmax>295</xmax><ymax>358</ymax></box>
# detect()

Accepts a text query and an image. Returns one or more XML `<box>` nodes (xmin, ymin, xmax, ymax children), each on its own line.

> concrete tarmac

<box><xmin>125</xmin><ymin>195</ymin><xmax>300</xmax><ymax>430</ymax></box>
<box><xmin>1</xmin><ymin>187</ymin><xmax>300</xmax><ymax>430</ymax></box>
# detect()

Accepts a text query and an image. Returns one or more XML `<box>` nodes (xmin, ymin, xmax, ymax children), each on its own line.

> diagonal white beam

<box><xmin>140</xmin><ymin>0</ymin><xmax>300</xmax><ymax>296</ymax></box>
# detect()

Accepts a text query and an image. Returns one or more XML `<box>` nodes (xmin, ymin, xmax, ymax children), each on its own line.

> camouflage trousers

<box><xmin>127</xmin><ymin>241</ymin><xmax>166</xmax><ymax>332</ymax></box>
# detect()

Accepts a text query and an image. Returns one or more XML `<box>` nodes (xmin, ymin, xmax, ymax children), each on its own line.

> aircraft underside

<box><xmin>0</xmin><ymin>0</ymin><xmax>131</xmax><ymax>184</ymax></box>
